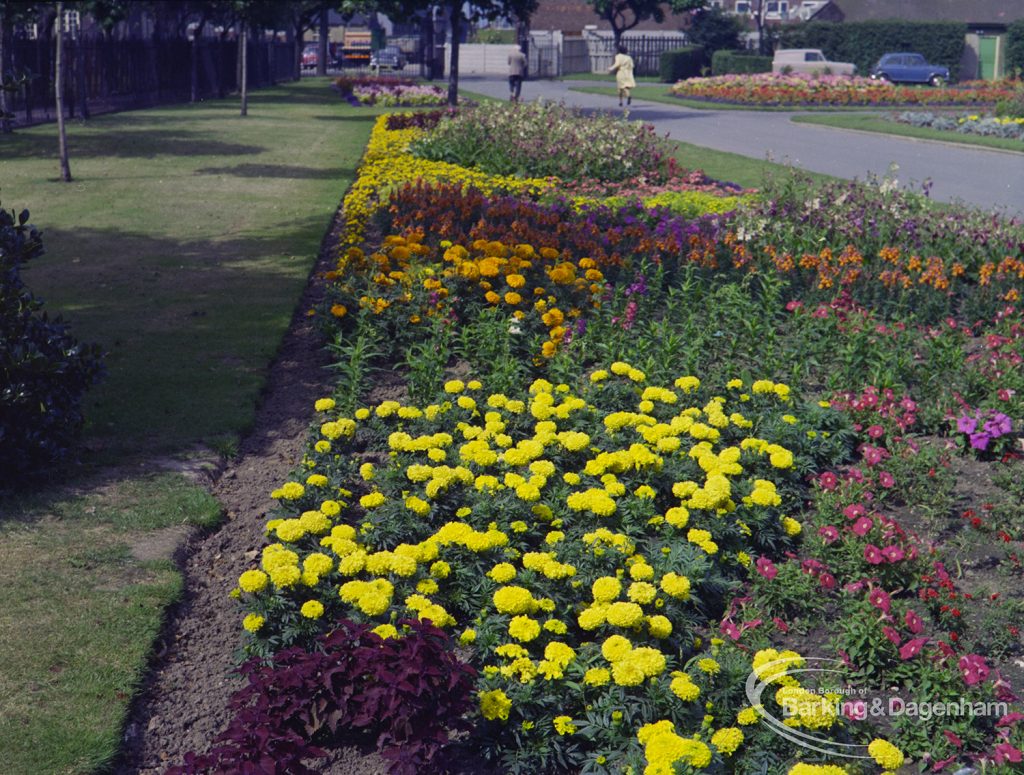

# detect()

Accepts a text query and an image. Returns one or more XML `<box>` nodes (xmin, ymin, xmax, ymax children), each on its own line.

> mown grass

<box><xmin>792</xmin><ymin>112</ymin><xmax>1024</xmax><ymax>153</ymax></box>
<box><xmin>0</xmin><ymin>78</ymin><xmax>378</xmax><ymax>774</ymax></box>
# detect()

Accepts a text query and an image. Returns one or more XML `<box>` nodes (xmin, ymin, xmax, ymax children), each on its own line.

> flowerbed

<box><xmin>896</xmin><ymin>111</ymin><xmax>1024</xmax><ymax>141</ymax></box>
<box><xmin>670</xmin><ymin>73</ymin><xmax>1018</xmax><ymax>107</ymax></box>
<box><xmin>333</xmin><ymin>75</ymin><xmax>447</xmax><ymax>106</ymax></box>
<box><xmin>173</xmin><ymin>104</ymin><xmax>1024</xmax><ymax>775</ymax></box>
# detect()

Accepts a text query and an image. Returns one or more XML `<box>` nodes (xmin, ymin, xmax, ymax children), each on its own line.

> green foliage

<box><xmin>0</xmin><ymin>205</ymin><xmax>104</xmax><ymax>487</ymax></box>
<box><xmin>779</xmin><ymin>20</ymin><xmax>966</xmax><ymax>81</ymax></box>
<box><xmin>687</xmin><ymin>6</ymin><xmax>742</xmax><ymax>55</ymax></box>
<box><xmin>1008</xmin><ymin>18</ymin><xmax>1024</xmax><ymax>75</ymax></box>
<box><xmin>658</xmin><ymin>46</ymin><xmax>706</xmax><ymax>83</ymax></box>
<box><xmin>711</xmin><ymin>50</ymin><xmax>772</xmax><ymax>76</ymax></box>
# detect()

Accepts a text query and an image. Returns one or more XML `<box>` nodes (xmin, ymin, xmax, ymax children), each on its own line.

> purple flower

<box><xmin>956</xmin><ymin>415</ymin><xmax>977</xmax><ymax>434</ymax></box>
<box><xmin>970</xmin><ymin>432</ymin><xmax>991</xmax><ymax>451</ymax></box>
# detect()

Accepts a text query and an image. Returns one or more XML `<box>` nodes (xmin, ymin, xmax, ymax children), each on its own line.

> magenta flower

<box><xmin>957</xmin><ymin>415</ymin><xmax>978</xmax><ymax>434</ymax></box>
<box><xmin>862</xmin><ymin>445</ymin><xmax>887</xmax><ymax>466</ymax></box>
<box><xmin>970</xmin><ymin>432</ymin><xmax>991</xmax><ymax>450</ymax></box>
<box><xmin>881</xmin><ymin>545</ymin><xmax>905</xmax><ymax>562</ymax></box>
<box><xmin>958</xmin><ymin>653</ymin><xmax>990</xmax><ymax>686</ymax></box>
<box><xmin>864</xmin><ymin>544</ymin><xmax>885</xmax><ymax>565</ymax></box>
<box><xmin>851</xmin><ymin>516</ymin><xmax>874</xmax><ymax>536</ymax></box>
<box><xmin>818</xmin><ymin>525</ymin><xmax>840</xmax><ymax>544</ymax></box>
<box><xmin>905</xmin><ymin>609</ymin><xmax>923</xmax><ymax>634</ymax></box>
<box><xmin>720</xmin><ymin>619</ymin><xmax>741</xmax><ymax>640</ymax></box>
<box><xmin>843</xmin><ymin>503</ymin><xmax>866</xmax><ymax>520</ymax></box>
<box><xmin>994</xmin><ymin>742</ymin><xmax>1023</xmax><ymax>764</ymax></box>
<box><xmin>819</xmin><ymin>572</ymin><xmax>836</xmax><ymax>590</ymax></box>
<box><xmin>899</xmin><ymin>637</ymin><xmax>928</xmax><ymax>660</ymax></box>
<box><xmin>943</xmin><ymin>730</ymin><xmax>963</xmax><ymax>747</ymax></box>
<box><xmin>773</xmin><ymin>616</ymin><xmax>789</xmax><ymax>633</ymax></box>
<box><xmin>882</xmin><ymin>625</ymin><xmax>901</xmax><ymax>645</ymax></box>
<box><xmin>869</xmin><ymin>587</ymin><xmax>892</xmax><ymax>613</ymax></box>
<box><xmin>878</xmin><ymin>471</ymin><xmax>895</xmax><ymax>488</ymax></box>
<box><xmin>997</xmin><ymin>712</ymin><xmax>1024</xmax><ymax>727</ymax></box>
<box><xmin>818</xmin><ymin>471</ymin><xmax>838</xmax><ymax>490</ymax></box>
<box><xmin>755</xmin><ymin>556</ymin><xmax>777</xmax><ymax>580</ymax></box>
<box><xmin>843</xmin><ymin>700</ymin><xmax>867</xmax><ymax>721</ymax></box>
<box><xmin>867</xmin><ymin>424</ymin><xmax>885</xmax><ymax>439</ymax></box>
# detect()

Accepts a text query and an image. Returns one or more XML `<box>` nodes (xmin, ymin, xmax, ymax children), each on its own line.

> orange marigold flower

<box><xmin>331</xmin><ymin>304</ymin><xmax>348</xmax><ymax>318</ymax></box>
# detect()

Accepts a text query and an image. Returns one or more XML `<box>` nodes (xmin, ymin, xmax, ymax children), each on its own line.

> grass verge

<box><xmin>669</xmin><ymin>139</ymin><xmax>837</xmax><ymax>189</ymax></box>
<box><xmin>792</xmin><ymin>112</ymin><xmax>1024</xmax><ymax>153</ymax></box>
<box><xmin>0</xmin><ymin>78</ymin><xmax>377</xmax><ymax>774</ymax></box>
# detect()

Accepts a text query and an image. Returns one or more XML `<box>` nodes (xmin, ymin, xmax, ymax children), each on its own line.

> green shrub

<box><xmin>0</xmin><ymin>204</ymin><xmax>104</xmax><ymax>487</ymax></box>
<box><xmin>687</xmin><ymin>6</ymin><xmax>743</xmax><ymax>55</ymax></box>
<box><xmin>780</xmin><ymin>20</ymin><xmax>966</xmax><ymax>81</ymax></box>
<box><xmin>1008</xmin><ymin>19</ymin><xmax>1024</xmax><ymax>76</ymax></box>
<box><xmin>711</xmin><ymin>50</ymin><xmax>772</xmax><ymax>75</ymax></box>
<box><xmin>659</xmin><ymin>45</ymin><xmax>706</xmax><ymax>82</ymax></box>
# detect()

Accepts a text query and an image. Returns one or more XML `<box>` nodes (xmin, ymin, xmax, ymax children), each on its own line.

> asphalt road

<box><xmin>459</xmin><ymin>75</ymin><xmax>1024</xmax><ymax>217</ymax></box>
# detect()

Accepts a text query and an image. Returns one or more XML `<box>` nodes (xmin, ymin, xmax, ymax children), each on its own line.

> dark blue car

<box><xmin>870</xmin><ymin>53</ymin><xmax>950</xmax><ymax>86</ymax></box>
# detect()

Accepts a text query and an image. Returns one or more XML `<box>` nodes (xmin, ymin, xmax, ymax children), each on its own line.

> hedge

<box><xmin>1008</xmin><ymin>19</ymin><xmax>1024</xmax><ymax>76</ymax></box>
<box><xmin>779</xmin><ymin>20</ymin><xmax>966</xmax><ymax>82</ymax></box>
<box><xmin>659</xmin><ymin>46</ymin><xmax>706</xmax><ymax>82</ymax></box>
<box><xmin>711</xmin><ymin>50</ymin><xmax>772</xmax><ymax>76</ymax></box>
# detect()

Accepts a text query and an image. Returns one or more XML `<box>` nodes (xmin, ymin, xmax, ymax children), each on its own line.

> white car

<box><xmin>772</xmin><ymin>48</ymin><xmax>856</xmax><ymax>76</ymax></box>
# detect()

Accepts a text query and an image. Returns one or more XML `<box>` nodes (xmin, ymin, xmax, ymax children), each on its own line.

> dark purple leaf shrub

<box><xmin>166</xmin><ymin>619</ymin><xmax>476</xmax><ymax>775</ymax></box>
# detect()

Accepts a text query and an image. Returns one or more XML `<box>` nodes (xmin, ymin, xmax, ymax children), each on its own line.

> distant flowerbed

<box><xmin>896</xmin><ymin>111</ymin><xmax>1024</xmax><ymax>141</ymax></box>
<box><xmin>671</xmin><ymin>73</ymin><xmax>1018</xmax><ymax>107</ymax></box>
<box><xmin>333</xmin><ymin>75</ymin><xmax>446</xmax><ymax>106</ymax></box>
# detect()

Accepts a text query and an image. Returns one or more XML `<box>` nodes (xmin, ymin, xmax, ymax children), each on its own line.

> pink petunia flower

<box><xmin>851</xmin><ymin>516</ymin><xmax>874</xmax><ymax>536</ymax></box>
<box><xmin>755</xmin><ymin>556</ymin><xmax>777</xmax><ymax>580</ymax></box>
<box><xmin>997</xmin><ymin>712</ymin><xmax>1024</xmax><ymax>727</ymax></box>
<box><xmin>994</xmin><ymin>742</ymin><xmax>1023</xmax><ymax>765</ymax></box>
<box><xmin>881</xmin><ymin>545</ymin><xmax>905</xmax><ymax>563</ymax></box>
<box><xmin>958</xmin><ymin>654</ymin><xmax>990</xmax><ymax>686</ymax></box>
<box><xmin>867</xmin><ymin>424</ymin><xmax>885</xmax><ymax>439</ymax></box>
<box><xmin>843</xmin><ymin>503</ymin><xmax>866</xmax><ymax>520</ymax></box>
<box><xmin>819</xmin><ymin>572</ymin><xmax>836</xmax><ymax>590</ymax></box>
<box><xmin>878</xmin><ymin>471</ymin><xmax>895</xmax><ymax>488</ymax></box>
<box><xmin>864</xmin><ymin>544</ymin><xmax>885</xmax><ymax>565</ymax></box>
<box><xmin>882</xmin><ymin>625</ymin><xmax>901</xmax><ymax>645</ymax></box>
<box><xmin>818</xmin><ymin>525</ymin><xmax>840</xmax><ymax>544</ymax></box>
<box><xmin>818</xmin><ymin>471</ymin><xmax>838</xmax><ymax>490</ymax></box>
<box><xmin>899</xmin><ymin>637</ymin><xmax>928</xmax><ymax>660</ymax></box>
<box><xmin>905</xmin><ymin>609</ymin><xmax>923</xmax><ymax>634</ymax></box>
<box><xmin>868</xmin><ymin>587</ymin><xmax>892</xmax><ymax>613</ymax></box>
<box><xmin>943</xmin><ymin>730</ymin><xmax>963</xmax><ymax>748</ymax></box>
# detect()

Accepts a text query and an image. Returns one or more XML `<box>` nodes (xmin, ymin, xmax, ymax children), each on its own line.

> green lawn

<box><xmin>792</xmin><ymin>112</ymin><xmax>1024</xmax><ymax>153</ymax></box>
<box><xmin>0</xmin><ymin>78</ymin><xmax>377</xmax><ymax>775</ymax></box>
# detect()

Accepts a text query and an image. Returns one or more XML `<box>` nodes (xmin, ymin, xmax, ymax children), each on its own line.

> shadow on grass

<box><xmin>31</xmin><ymin>216</ymin><xmax>338</xmax><ymax>465</ymax></box>
<box><xmin>194</xmin><ymin>163</ymin><xmax>355</xmax><ymax>179</ymax></box>
<box><xmin>1</xmin><ymin>128</ymin><xmax>265</xmax><ymax>159</ymax></box>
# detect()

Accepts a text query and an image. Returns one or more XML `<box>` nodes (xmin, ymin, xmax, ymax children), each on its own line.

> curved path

<box><xmin>461</xmin><ymin>75</ymin><xmax>1024</xmax><ymax>216</ymax></box>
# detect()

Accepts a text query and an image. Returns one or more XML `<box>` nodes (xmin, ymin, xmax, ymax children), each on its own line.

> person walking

<box><xmin>608</xmin><ymin>44</ymin><xmax>635</xmax><ymax>107</ymax></box>
<box><xmin>508</xmin><ymin>45</ymin><xmax>527</xmax><ymax>102</ymax></box>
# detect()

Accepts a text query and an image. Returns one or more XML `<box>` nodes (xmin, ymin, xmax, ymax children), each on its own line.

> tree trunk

<box><xmin>293</xmin><ymin>20</ymin><xmax>303</xmax><ymax>79</ymax></box>
<box><xmin>55</xmin><ymin>3</ymin><xmax>71</xmax><ymax>181</ymax></box>
<box><xmin>240</xmin><ymin>23</ymin><xmax>248</xmax><ymax>116</ymax></box>
<box><xmin>0</xmin><ymin>9</ymin><xmax>11</xmax><ymax>134</ymax></box>
<box><xmin>447</xmin><ymin>3</ymin><xmax>460</xmax><ymax>107</ymax></box>
<box><xmin>191</xmin><ymin>16</ymin><xmax>206</xmax><ymax>102</ymax></box>
<box><xmin>316</xmin><ymin>9</ymin><xmax>327</xmax><ymax>76</ymax></box>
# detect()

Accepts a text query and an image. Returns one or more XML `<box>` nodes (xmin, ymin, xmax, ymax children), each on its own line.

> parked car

<box><xmin>772</xmin><ymin>48</ymin><xmax>857</xmax><ymax>76</ymax></box>
<box><xmin>370</xmin><ymin>45</ymin><xmax>407</xmax><ymax>71</ymax></box>
<box><xmin>870</xmin><ymin>53</ymin><xmax>950</xmax><ymax>86</ymax></box>
<box><xmin>301</xmin><ymin>44</ymin><xmax>318</xmax><ymax>69</ymax></box>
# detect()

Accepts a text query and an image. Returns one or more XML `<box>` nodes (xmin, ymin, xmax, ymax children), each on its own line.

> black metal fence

<box><xmin>4</xmin><ymin>37</ymin><xmax>295</xmax><ymax>125</ymax></box>
<box><xmin>590</xmin><ymin>34</ymin><xmax>689</xmax><ymax>76</ymax></box>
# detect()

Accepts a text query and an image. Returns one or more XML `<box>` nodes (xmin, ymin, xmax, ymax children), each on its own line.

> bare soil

<box><xmin>113</xmin><ymin>207</ymin><xmax>387</xmax><ymax>774</ymax></box>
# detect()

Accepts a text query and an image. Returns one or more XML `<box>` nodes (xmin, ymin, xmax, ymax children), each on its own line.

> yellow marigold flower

<box><xmin>330</xmin><ymin>304</ymin><xmax>347</xmax><ymax>318</ymax></box>
<box><xmin>660</xmin><ymin>572</ymin><xmax>691</xmax><ymax>599</ymax></box>
<box><xmin>314</xmin><ymin>440</ymin><xmax>331</xmax><ymax>454</ymax></box>
<box><xmin>314</xmin><ymin>398</ymin><xmax>335</xmax><ymax>412</ymax></box>
<box><xmin>577</xmin><ymin>605</ymin><xmax>607</xmax><ymax>630</ymax></box>
<box><xmin>359</xmin><ymin>462</ymin><xmax>375</xmax><ymax>480</ymax></box>
<box><xmin>787</xmin><ymin>765</ymin><xmax>849</xmax><ymax>775</ymax></box>
<box><xmin>544</xmin><ymin>619</ymin><xmax>568</xmax><ymax>635</ymax></box>
<box><xmin>430</xmin><ymin>560</ymin><xmax>451</xmax><ymax>578</ymax></box>
<box><xmin>479</xmin><ymin>689</ymin><xmax>512</xmax><ymax>722</ymax></box>
<box><xmin>711</xmin><ymin>727</ymin><xmax>743</xmax><ymax>755</ymax></box>
<box><xmin>238</xmin><ymin>570</ymin><xmax>269</xmax><ymax>594</ymax></box>
<box><xmin>493</xmin><ymin>585</ymin><xmax>536</xmax><ymax>615</ymax></box>
<box><xmin>781</xmin><ymin>516</ymin><xmax>802</xmax><ymax>536</ymax></box>
<box><xmin>459</xmin><ymin>628</ymin><xmax>476</xmax><ymax>645</ymax></box>
<box><xmin>553</xmin><ymin>715</ymin><xmax>576</xmax><ymax>735</ymax></box>
<box><xmin>606</xmin><ymin>601</ymin><xmax>644</xmax><ymax>627</ymax></box>
<box><xmin>305</xmin><ymin>474</ymin><xmax>328</xmax><ymax>488</ymax></box>
<box><xmin>601</xmin><ymin>634</ymin><xmax>633</xmax><ymax>662</ymax></box>
<box><xmin>736</xmin><ymin>707</ymin><xmax>760</xmax><ymax>725</ymax></box>
<box><xmin>584</xmin><ymin>667</ymin><xmax>611</xmax><ymax>686</ymax></box>
<box><xmin>360</xmin><ymin>491</ymin><xmax>386</xmax><ymax>509</ymax></box>
<box><xmin>300</xmin><ymin>600</ymin><xmax>324</xmax><ymax>619</ymax></box>
<box><xmin>508</xmin><ymin>615</ymin><xmax>541</xmax><ymax>642</ymax></box>
<box><xmin>242</xmin><ymin>613</ymin><xmax>265</xmax><ymax>633</ymax></box>
<box><xmin>629</xmin><ymin>562</ymin><xmax>654</xmax><ymax>581</ymax></box>
<box><xmin>628</xmin><ymin>581</ymin><xmax>657</xmax><ymax>604</ymax></box>
<box><xmin>504</xmin><ymin>291</ymin><xmax>522</xmax><ymax>305</ymax></box>
<box><xmin>868</xmin><ymin>739</ymin><xmax>904</xmax><ymax>770</ymax></box>
<box><xmin>592</xmin><ymin>575</ymin><xmax>621</xmax><ymax>602</ymax></box>
<box><xmin>590</xmin><ymin>369</ymin><xmax>609</xmax><ymax>383</ymax></box>
<box><xmin>612</xmin><ymin>659</ymin><xmax>646</xmax><ymax>686</ymax></box>
<box><xmin>698</xmin><ymin>658</ymin><xmax>721</xmax><ymax>675</ymax></box>
<box><xmin>373</xmin><ymin>623</ymin><xmax>398</xmax><ymax>640</ymax></box>
<box><xmin>648</xmin><ymin>614</ymin><xmax>673</xmax><ymax>638</ymax></box>
<box><xmin>670</xmin><ymin>672</ymin><xmax>700</xmax><ymax>701</ymax></box>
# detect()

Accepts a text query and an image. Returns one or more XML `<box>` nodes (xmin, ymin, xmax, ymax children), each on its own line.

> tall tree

<box><xmin>1</xmin><ymin>1</ymin><xmax>39</xmax><ymax>133</ymax></box>
<box><xmin>588</xmin><ymin>0</ymin><xmax>705</xmax><ymax>50</ymax></box>
<box><xmin>54</xmin><ymin>1</ymin><xmax>71</xmax><ymax>180</ymax></box>
<box><xmin>349</xmin><ymin>0</ymin><xmax>538</xmax><ymax>107</ymax></box>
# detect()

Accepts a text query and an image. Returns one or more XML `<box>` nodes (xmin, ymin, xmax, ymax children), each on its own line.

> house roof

<box><xmin>824</xmin><ymin>0</ymin><xmax>1021</xmax><ymax>26</ymax></box>
<box><xmin>529</xmin><ymin>2</ymin><xmax>693</xmax><ymax>36</ymax></box>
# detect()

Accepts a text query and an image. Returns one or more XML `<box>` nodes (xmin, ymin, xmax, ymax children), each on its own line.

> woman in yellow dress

<box><xmin>608</xmin><ymin>44</ymin><xmax>636</xmax><ymax>107</ymax></box>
